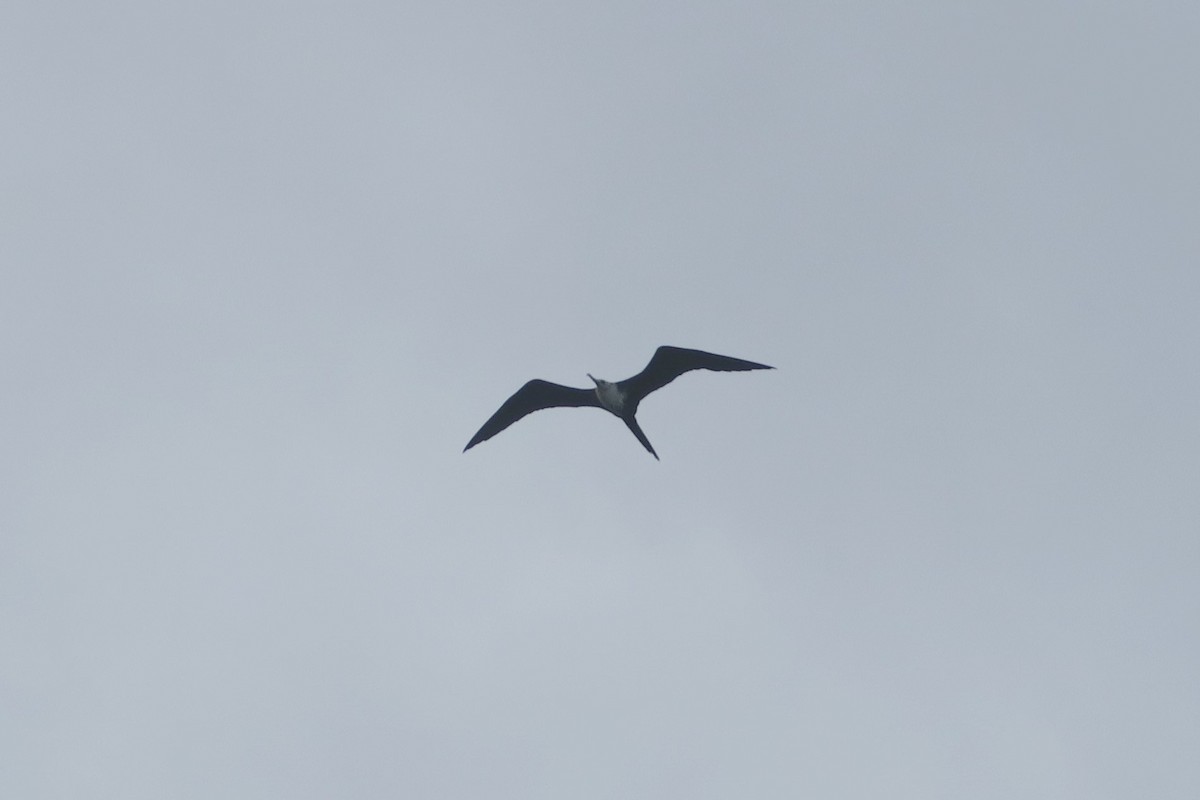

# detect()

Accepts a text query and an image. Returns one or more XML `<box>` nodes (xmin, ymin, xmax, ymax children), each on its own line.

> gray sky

<box><xmin>3</xmin><ymin>2</ymin><xmax>1198</xmax><ymax>798</ymax></box>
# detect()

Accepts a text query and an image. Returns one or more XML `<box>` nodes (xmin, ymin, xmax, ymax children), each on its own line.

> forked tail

<box><xmin>623</xmin><ymin>416</ymin><xmax>659</xmax><ymax>460</ymax></box>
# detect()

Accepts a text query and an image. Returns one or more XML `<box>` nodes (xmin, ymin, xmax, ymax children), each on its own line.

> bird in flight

<box><xmin>463</xmin><ymin>346</ymin><xmax>773</xmax><ymax>460</ymax></box>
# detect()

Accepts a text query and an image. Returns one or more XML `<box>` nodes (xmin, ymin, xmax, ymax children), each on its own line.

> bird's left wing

<box><xmin>464</xmin><ymin>380</ymin><xmax>600</xmax><ymax>452</ymax></box>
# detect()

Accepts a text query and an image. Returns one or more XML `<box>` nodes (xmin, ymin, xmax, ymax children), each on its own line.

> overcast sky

<box><xmin>3</xmin><ymin>2</ymin><xmax>1198</xmax><ymax>798</ymax></box>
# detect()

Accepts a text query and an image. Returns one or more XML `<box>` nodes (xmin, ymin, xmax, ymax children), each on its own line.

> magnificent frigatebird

<box><xmin>463</xmin><ymin>346</ymin><xmax>773</xmax><ymax>460</ymax></box>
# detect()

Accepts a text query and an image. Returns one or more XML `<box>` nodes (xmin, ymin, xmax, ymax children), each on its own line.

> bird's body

<box><xmin>591</xmin><ymin>378</ymin><xmax>626</xmax><ymax>414</ymax></box>
<box><xmin>463</xmin><ymin>346</ymin><xmax>773</xmax><ymax>460</ymax></box>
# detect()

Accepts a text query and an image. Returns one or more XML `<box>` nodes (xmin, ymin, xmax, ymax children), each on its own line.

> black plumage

<box><xmin>463</xmin><ymin>346</ymin><xmax>773</xmax><ymax>459</ymax></box>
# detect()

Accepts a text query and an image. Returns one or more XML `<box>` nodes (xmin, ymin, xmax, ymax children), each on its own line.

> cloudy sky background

<box><xmin>3</xmin><ymin>2</ymin><xmax>1198</xmax><ymax>797</ymax></box>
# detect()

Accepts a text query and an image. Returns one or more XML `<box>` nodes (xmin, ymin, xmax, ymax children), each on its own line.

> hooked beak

<box><xmin>587</xmin><ymin>373</ymin><xmax>598</xmax><ymax>385</ymax></box>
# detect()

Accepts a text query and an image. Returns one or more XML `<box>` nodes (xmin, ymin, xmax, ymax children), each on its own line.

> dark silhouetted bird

<box><xmin>464</xmin><ymin>346</ymin><xmax>773</xmax><ymax>459</ymax></box>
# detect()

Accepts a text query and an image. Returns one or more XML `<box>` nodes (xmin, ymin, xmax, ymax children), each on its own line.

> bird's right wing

<box><xmin>619</xmin><ymin>346</ymin><xmax>773</xmax><ymax>401</ymax></box>
<box><xmin>464</xmin><ymin>380</ymin><xmax>601</xmax><ymax>452</ymax></box>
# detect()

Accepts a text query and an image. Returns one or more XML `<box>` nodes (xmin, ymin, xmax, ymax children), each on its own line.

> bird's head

<box><xmin>587</xmin><ymin>373</ymin><xmax>609</xmax><ymax>388</ymax></box>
